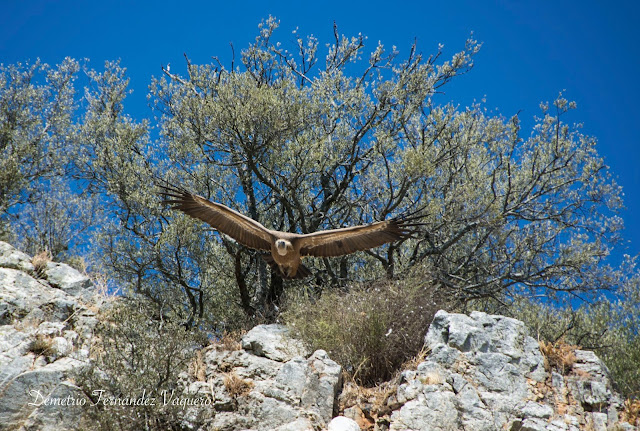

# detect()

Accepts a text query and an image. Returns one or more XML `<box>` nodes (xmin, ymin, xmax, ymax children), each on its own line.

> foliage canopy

<box><xmin>1</xmin><ymin>19</ymin><xmax>638</xmax><ymax>395</ymax></box>
<box><xmin>0</xmin><ymin>18</ymin><xmax>631</xmax><ymax>326</ymax></box>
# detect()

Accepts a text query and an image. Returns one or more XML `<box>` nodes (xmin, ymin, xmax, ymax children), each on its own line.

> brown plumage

<box><xmin>160</xmin><ymin>184</ymin><xmax>423</xmax><ymax>279</ymax></box>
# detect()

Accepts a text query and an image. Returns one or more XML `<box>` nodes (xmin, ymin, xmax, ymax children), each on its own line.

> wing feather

<box><xmin>299</xmin><ymin>215</ymin><xmax>420</xmax><ymax>257</ymax></box>
<box><xmin>160</xmin><ymin>184</ymin><xmax>273</xmax><ymax>251</ymax></box>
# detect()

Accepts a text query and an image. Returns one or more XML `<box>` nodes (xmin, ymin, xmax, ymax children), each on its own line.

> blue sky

<box><xmin>2</xmin><ymin>0</ymin><xmax>639</xmax><ymax>260</ymax></box>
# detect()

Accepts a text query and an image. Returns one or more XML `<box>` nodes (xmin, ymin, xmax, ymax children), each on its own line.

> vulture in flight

<box><xmin>160</xmin><ymin>184</ymin><xmax>423</xmax><ymax>279</ymax></box>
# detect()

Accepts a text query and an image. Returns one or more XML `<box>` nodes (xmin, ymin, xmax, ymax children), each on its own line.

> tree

<box><xmin>69</xmin><ymin>18</ymin><xmax>628</xmax><ymax>330</ymax></box>
<box><xmin>0</xmin><ymin>58</ymin><xmax>107</xmax><ymax>263</ymax></box>
<box><xmin>8</xmin><ymin>176</ymin><xmax>106</xmax><ymax>260</ymax></box>
<box><xmin>0</xmin><ymin>59</ymin><xmax>79</xmax><ymax>234</ymax></box>
<box><xmin>402</xmin><ymin>95</ymin><xmax>624</xmax><ymax>305</ymax></box>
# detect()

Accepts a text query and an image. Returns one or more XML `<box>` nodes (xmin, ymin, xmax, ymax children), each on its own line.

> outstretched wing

<box><xmin>298</xmin><ymin>213</ymin><xmax>422</xmax><ymax>257</ymax></box>
<box><xmin>160</xmin><ymin>184</ymin><xmax>273</xmax><ymax>251</ymax></box>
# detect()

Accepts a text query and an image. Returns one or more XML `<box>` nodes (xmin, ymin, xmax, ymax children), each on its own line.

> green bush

<box><xmin>77</xmin><ymin>298</ymin><xmax>210</xmax><ymax>430</ymax></box>
<box><xmin>283</xmin><ymin>274</ymin><xmax>449</xmax><ymax>386</ymax></box>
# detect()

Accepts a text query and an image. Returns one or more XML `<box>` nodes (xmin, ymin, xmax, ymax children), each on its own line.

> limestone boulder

<box><xmin>385</xmin><ymin>310</ymin><xmax>631</xmax><ymax>431</ymax></box>
<box><xmin>0</xmin><ymin>242</ymin><xmax>99</xmax><ymax>431</ymax></box>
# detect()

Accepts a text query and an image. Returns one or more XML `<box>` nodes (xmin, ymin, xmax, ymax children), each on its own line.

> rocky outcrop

<box><xmin>189</xmin><ymin>324</ymin><xmax>343</xmax><ymax>430</ymax></box>
<box><xmin>0</xmin><ymin>241</ymin><xmax>636</xmax><ymax>430</ymax></box>
<box><xmin>0</xmin><ymin>241</ymin><xmax>100</xmax><ymax>431</ymax></box>
<box><xmin>0</xmin><ymin>239</ymin><xmax>344</xmax><ymax>431</ymax></box>
<box><xmin>339</xmin><ymin>310</ymin><xmax>635</xmax><ymax>431</ymax></box>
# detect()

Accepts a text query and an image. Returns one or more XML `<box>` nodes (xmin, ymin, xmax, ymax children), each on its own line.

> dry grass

<box><xmin>223</xmin><ymin>372</ymin><xmax>254</xmax><ymax>398</ymax></box>
<box><xmin>621</xmin><ymin>399</ymin><xmax>640</xmax><ymax>427</ymax></box>
<box><xmin>339</xmin><ymin>378</ymin><xmax>397</xmax><ymax>430</ymax></box>
<box><xmin>190</xmin><ymin>350</ymin><xmax>207</xmax><ymax>381</ymax></box>
<box><xmin>527</xmin><ymin>378</ymin><xmax>550</xmax><ymax>403</ymax></box>
<box><xmin>28</xmin><ymin>334</ymin><xmax>54</xmax><ymax>357</ymax></box>
<box><xmin>539</xmin><ymin>338</ymin><xmax>579</xmax><ymax>374</ymax></box>
<box><xmin>338</xmin><ymin>346</ymin><xmax>437</xmax><ymax>430</ymax></box>
<box><xmin>89</xmin><ymin>271</ymin><xmax>120</xmax><ymax>298</ymax></box>
<box><xmin>571</xmin><ymin>368</ymin><xmax>592</xmax><ymax>380</ymax></box>
<box><xmin>401</xmin><ymin>346</ymin><xmax>430</xmax><ymax>372</ymax></box>
<box><xmin>13</xmin><ymin>317</ymin><xmax>43</xmax><ymax>332</ymax></box>
<box><xmin>216</xmin><ymin>330</ymin><xmax>244</xmax><ymax>351</ymax></box>
<box><xmin>31</xmin><ymin>250</ymin><xmax>52</xmax><ymax>277</ymax></box>
<box><xmin>401</xmin><ymin>347</ymin><xmax>442</xmax><ymax>385</ymax></box>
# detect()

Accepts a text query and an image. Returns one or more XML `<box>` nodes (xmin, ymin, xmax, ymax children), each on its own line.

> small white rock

<box><xmin>328</xmin><ymin>416</ymin><xmax>360</xmax><ymax>431</ymax></box>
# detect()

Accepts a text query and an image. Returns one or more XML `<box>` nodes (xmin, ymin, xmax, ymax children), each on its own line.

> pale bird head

<box><xmin>275</xmin><ymin>239</ymin><xmax>292</xmax><ymax>256</ymax></box>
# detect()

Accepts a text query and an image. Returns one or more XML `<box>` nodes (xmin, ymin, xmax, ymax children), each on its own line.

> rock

<box><xmin>565</xmin><ymin>349</ymin><xmax>625</xmax><ymax>429</ymax></box>
<box><xmin>273</xmin><ymin>417</ymin><xmax>316</xmax><ymax>431</ymax></box>
<box><xmin>385</xmin><ymin>310</ymin><xmax>634</xmax><ymax>431</ymax></box>
<box><xmin>0</xmin><ymin>358</ymin><xmax>88</xmax><ymax>429</ymax></box>
<box><xmin>44</xmin><ymin>262</ymin><xmax>92</xmax><ymax>298</ymax></box>
<box><xmin>303</xmin><ymin>350</ymin><xmax>342</xmax><ymax>418</ymax></box>
<box><xmin>517</xmin><ymin>417</ymin><xmax>563</xmax><ymax>431</ymax></box>
<box><xmin>390</xmin><ymin>388</ymin><xmax>459</xmax><ymax>430</ymax></box>
<box><xmin>49</xmin><ymin>336</ymin><xmax>72</xmax><ymax>359</ymax></box>
<box><xmin>204</xmin><ymin>329</ymin><xmax>341</xmax><ymax>430</ymax></box>
<box><xmin>241</xmin><ymin>324</ymin><xmax>309</xmax><ymax>362</ymax></box>
<box><xmin>0</xmin><ymin>241</ymin><xmax>35</xmax><ymax>273</ymax></box>
<box><xmin>0</xmin><ymin>265</ymin><xmax>92</xmax><ymax>325</ymax></box>
<box><xmin>521</xmin><ymin>401</ymin><xmax>554</xmax><ymax>419</ymax></box>
<box><xmin>0</xmin><ymin>243</ymin><xmax>99</xmax><ymax>431</ymax></box>
<box><xmin>19</xmin><ymin>381</ymin><xmax>90</xmax><ymax>431</ymax></box>
<box><xmin>206</xmin><ymin>348</ymin><xmax>281</xmax><ymax>381</ymax></box>
<box><xmin>328</xmin><ymin>416</ymin><xmax>360</xmax><ymax>431</ymax></box>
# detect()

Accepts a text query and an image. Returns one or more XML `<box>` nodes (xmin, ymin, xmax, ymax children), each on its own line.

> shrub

<box><xmin>283</xmin><ymin>274</ymin><xmax>449</xmax><ymax>386</ymax></box>
<box><xmin>76</xmin><ymin>298</ymin><xmax>209</xmax><ymax>430</ymax></box>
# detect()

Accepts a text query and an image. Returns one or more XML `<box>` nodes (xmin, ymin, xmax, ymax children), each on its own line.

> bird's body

<box><xmin>160</xmin><ymin>184</ymin><xmax>422</xmax><ymax>278</ymax></box>
<box><xmin>270</xmin><ymin>234</ymin><xmax>302</xmax><ymax>278</ymax></box>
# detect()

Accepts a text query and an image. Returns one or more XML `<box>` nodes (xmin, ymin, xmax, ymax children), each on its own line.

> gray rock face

<box><xmin>241</xmin><ymin>324</ymin><xmax>310</xmax><ymax>362</ymax></box>
<box><xmin>0</xmin><ymin>242</ymin><xmax>35</xmax><ymax>273</ymax></box>
<box><xmin>386</xmin><ymin>310</ymin><xmax>631</xmax><ymax>431</ymax></box>
<box><xmin>194</xmin><ymin>337</ymin><xmax>341</xmax><ymax>430</ymax></box>
<box><xmin>328</xmin><ymin>416</ymin><xmax>360</xmax><ymax>431</ymax></box>
<box><xmin>44</xmin><ymin>262</ymin><xmax>92</xmax><ymax>297</ymax></box>
<box><xmin>0</xmin><ymin>241</ymin><xmax>340</xmax><ymax>431</ymax></box>
<box><xmin>0</xmin><ymin>242</ymin><xmax>99</xmax><ymax>431</ymax></box>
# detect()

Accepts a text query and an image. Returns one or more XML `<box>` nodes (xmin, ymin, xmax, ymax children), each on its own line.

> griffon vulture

<box><xmin>160</xmin><ymin>184</ymin><xmax>423</xmax><ymax>279</ymax></box>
